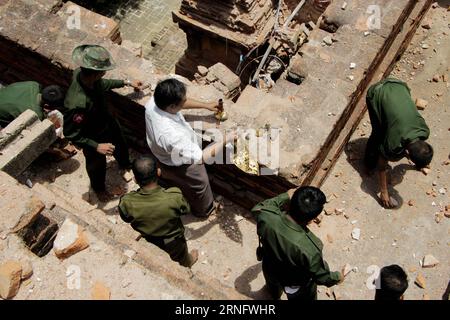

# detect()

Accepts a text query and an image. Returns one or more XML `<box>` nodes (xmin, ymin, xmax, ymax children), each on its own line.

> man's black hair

<box><xmin>154</xmin><ymin>78</ymin><xmax>186</xmax><ymax>110</ymax></box>
<box><xmin>375</xmin><ymin>265</ymin><xmax>408</xmax><ymax>300</ymax></box>
<box><xmin>41</xmin><ymin>85</ymin><xmax>65</xmax><ymax>110</ymax></box>
<box><xmin>132</xmin><ymin>156</ymin><xmax>158</xmax><ymax>186</ymax></box>
<box><xmin>408</xmin><ymin>140</ymin><xmax>433</xmax><ymax>169</ymax></box>
<box><xmin>289</xmin><ymin>186</ymin><xmax>326</xmax><ymax>224</ymax></box>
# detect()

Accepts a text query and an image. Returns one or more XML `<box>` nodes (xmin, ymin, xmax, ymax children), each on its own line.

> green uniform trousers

<box><xmin>146</xmin><ymin>235</ymin><xmax>193</xmax><ymax>267</ymax></box>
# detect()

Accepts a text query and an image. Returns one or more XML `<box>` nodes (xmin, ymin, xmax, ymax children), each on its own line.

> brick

<box><xmin>0</xmin><ymin>261</ymin><xmax>22</xmax><ymax>299</ymax></box>
<box><xmin>91</xmin><ymin>281</ymin><xmax>111</xmax><ymax>300</ymax></box>
<box><xmin>53</xmin><ymin>218</ymin><xmax>89</xmax><ymax>259</ymax></box>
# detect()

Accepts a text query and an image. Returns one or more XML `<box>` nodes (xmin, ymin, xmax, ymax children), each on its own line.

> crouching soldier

<box><xmin>118</xmin><ymin>156</ymin><xmax>198</xmax><ymax>268</ymax></box>
<box><xmin>364</xmin><ymin>78</ymin><xmax>433</xmax><ymax>208</ymax></box>
<box><xmin>252</xmin><ymin>187</ymin><xmax>344</xmax><ymax>300</ymax></box>
<box><xmin>0</xmin><ymin>81</ymin><xmax>76</xmax><ymax>160</ymax></box>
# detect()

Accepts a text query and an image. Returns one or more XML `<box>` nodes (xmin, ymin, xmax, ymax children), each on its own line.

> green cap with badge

<box><xmin>72</xmin><ymin>44</ymin><xmax>116</xmax><ymax>71</ymax></box>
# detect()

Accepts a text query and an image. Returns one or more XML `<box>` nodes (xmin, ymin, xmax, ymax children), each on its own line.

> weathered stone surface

<box><xmin>53</xmin><ymin>218</ymin><xmax>89</xmax><ymax>259</ymax></box>
<box><xmin>91</xmin><ymin>281</ymin><xmax>111</xmax><ymax>300</ymax></box>
<box><xmin>19</xmin><ymin>260</ymin><xmax>33</xmax><ymax>280</ymax></box>
<box><xmin>0</xmin><ymin>261</ymin><xmax>22</xmax><ymax>299</ymax></box>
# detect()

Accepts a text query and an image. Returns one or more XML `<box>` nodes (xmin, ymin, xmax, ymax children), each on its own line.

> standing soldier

<box><xmin>63</xmin><ymin>45</ymin><xmax>142</xmax><ymax>201</ymax></box>
<box><xmin>364</xmin><ymin>78</ymin><xmax>433</xmax><ymax>208</ymax></box>
<box><xmin>252</xmin><ymin>187</ymin><xmax>344</xmax><ymax>300</ymax></box>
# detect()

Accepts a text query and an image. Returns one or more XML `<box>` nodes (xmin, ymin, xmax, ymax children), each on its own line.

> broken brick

<box><xmin>422</xmin><ymin>254</ymin><xmax>439</xmax><ymax>268</ymax></box>
<box><xmin>415</xmin><ymin>274</ymin><xmax>426</xmax><ymax>289</ymax></box>
<box><xmin>53</xmin><ymin>219</ymin><xmax>89</xmax><ymax>259</ymax></box>
<box><xmin>0</xmin><ymin>261</ymin><xmax>22</xmax><ymax>299</ymax></box>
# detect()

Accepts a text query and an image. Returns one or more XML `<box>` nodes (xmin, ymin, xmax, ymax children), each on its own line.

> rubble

<box><xmin>422</xmin><ymin>254</ymin><xmax>439</xmax><ymax>268</ymax></box>
<box><xmin>323</xmin><ymin>36</ymin><xmax>333</xmax><ymax>46</ymax></box>
<box><xmin>122</xmin><ymin>171</ymin><xmax>133</xmax><ymax>183</ymax></box>
<box><xmin>197</xmin><ymin>65</ymin><xmax>208</xmax><ymax>77</ymax></box>
<box><xmin>415</xmin><ymin>274</ymin><xmax>426</xmax><ymax>289</ymax></box>
<box><xmin>53</xmin><ymin>219</ymin><xmax>90</xmax><ymax>259</ymax></box>
<box><xmin>415</xmin><ymin>98</ymin><xmax>428</xmax><ymax>110</ymax></box>
<box><xmin>432</xmin><ymin>74</ymin><xmax>440</xmax><ymax>82</ymax></box>
<box><xmin>91</xmin><ymin>282</ymin><xmax>111</xmax><ymax>300</ymax></box>
<box><xmin>0</xmin><ymin>261</ymin><xmax>22</xmax><ymax>299</ymax></box>
<box><xmin>351</xmin><ymin>228</ymin><xmax>361</xmax><ymax>240</ymax></box>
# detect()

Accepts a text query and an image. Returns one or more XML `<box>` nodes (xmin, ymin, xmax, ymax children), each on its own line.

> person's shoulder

<box><xmin>120</xmin><ymin>190</ymin><xmax>140</xmax><ymax>202</ymax></box>
<box><xmin>163</xmin><ymin>187</ymin><xmax>184</xmax><ymax>195</ymax></box>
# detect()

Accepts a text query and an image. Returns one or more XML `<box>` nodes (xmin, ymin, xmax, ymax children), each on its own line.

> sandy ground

<box><xmin>12</xmin><ymin>4</ymin><xmax>449</xmax><ymax>300</ymax></box>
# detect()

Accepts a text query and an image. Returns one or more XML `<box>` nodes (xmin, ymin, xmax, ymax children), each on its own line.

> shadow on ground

<box><xmin>234</xmin><ymin>263</ymin><xmax>272</xmax><ymax>300</ymax></box>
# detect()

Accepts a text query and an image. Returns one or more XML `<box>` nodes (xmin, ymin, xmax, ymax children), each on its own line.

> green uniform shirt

<box><xmin>62</xmin><ymin>68</ymin><xmax>125</xmax><ymax>149</ymax></box>
<box><xmin>118</xmin><ymin>186</ymin><xmax>190</xmax><ymax>240</ymax></box>
<box><xmin>252</xmin><ymin>193</ymin><xmax>341</xmax><ymax>287</ymax></box>
<box><xmin>367</xmin><ymin>78</ymin><xmax>430</xmax><ymax>161</ymax></box>
<box><xmin>0</xmin><ymin>81</ymin><xmax>43</xmax><ymax>128</ymax></box>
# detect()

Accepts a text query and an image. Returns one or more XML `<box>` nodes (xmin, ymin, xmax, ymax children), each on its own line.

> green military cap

<box><xmin>72</xmin><ymin>44</ymin><xmax>116</xmax><ymax>71</ymax></box>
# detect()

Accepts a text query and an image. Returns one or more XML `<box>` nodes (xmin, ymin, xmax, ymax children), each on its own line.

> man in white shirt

<box><xmin>145</xmin><ymin>78</ymin><xmax>236</xmax><ymax>217</ymax></box>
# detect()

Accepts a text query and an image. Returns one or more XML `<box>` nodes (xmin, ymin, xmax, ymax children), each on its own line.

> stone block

<box><xmin>53</xmin><ymin>218</ymin><xmax>89</xmax><ymax>259</ymax></box>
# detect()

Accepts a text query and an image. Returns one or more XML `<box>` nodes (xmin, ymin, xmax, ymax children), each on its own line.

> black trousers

<box><xmin>83</xmin><ymin>124</ymin><xmax>130</xmax><ymax>192</ymax></box>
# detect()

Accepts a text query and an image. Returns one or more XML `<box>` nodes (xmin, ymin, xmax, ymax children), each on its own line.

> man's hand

<box><xmin>125</xmin><ymin>79</ymin><xmax>144</xmax><ymax>91</ymax></box>
<box><xmin>205</xmin><ymin>102</ymin><xmax>221</xmax><ymax>113</ymax></box>
<box><xmin>96</xmin><ymin>143</ymin><xmax>115</xmax><ymax>156</ymax></box>
<box><xmin>379</xmin><ymin>191</ymin><xmax>397</xmax><ymax>209</ymax></box>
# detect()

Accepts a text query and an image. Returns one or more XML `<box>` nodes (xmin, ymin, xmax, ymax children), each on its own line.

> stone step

<box><xmin>0</xmin><ymin>110</ymin><xmax>56</xmax><ymax>178</ymax></box>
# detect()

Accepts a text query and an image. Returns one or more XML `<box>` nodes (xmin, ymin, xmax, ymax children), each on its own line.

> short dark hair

<box><xmin>289</xmin><ymin>187</ymin><xmax>326</xmax><ymax>223</ymax></box>
<box><xmin>132</xmin><ymin>156</ymin><xmax>158</xmax><ymax>186</ymax></box>
<box><xmin>41</xmin><ymin>85</ymin><xmax>65</xmax><ymax>110</ymax></box>
<box><xmin>154</xmin><ymin>78</ymin><xmax>186</xmax><ymax>110</ymax></box>
<box><xmin>408</xmin><ymin>140</ymin><xmax>433</xmax><ymax>169</ymax></box>
<box><xmin>375</xmin><ymin>265</ymin><xmax>408</xmax><ymax>300</ymax></box>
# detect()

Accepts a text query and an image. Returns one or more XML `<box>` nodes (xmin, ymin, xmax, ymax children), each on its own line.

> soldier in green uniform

<box><xmin>118</xmin><ymin>155</ymin><xmax>198</xmax><ymax>267</ymax></box>
<box><xmin>364</xmin><ymin>78</ymin><xmax>433</xmax><ymax>208</ymax></box>
<box><xmin>252</xmin><ymin>187</ymin><xmax>344</xmax><ymax>300</ymax></box>
<box><xmin>63</xmin><ymin>45</ymin><xmax>142</xmax><ymax>201</ymax></box>
<box><xmin>0</xmin><ymin>81</ymin><xmax>64</xmax><ymax>128</ymax></box>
